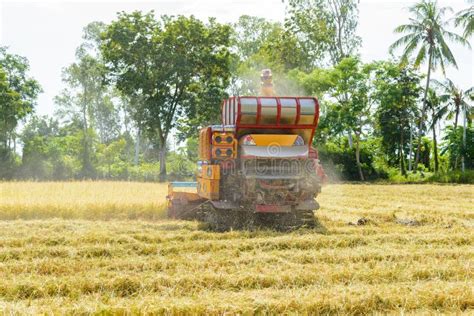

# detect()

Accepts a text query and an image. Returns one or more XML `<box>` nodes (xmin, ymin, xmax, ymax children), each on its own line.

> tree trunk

<box><xmin>454</xmin><ymin>102</ymin><xmax>460</xmax><ymax>130</ymax></box>
<box><xmin>462</xmin><ymin>106</ymin><xmax>467</xmax><ymax>172</ymax></box>
<box><xmin>355</xmin><ymin>132</ymin><xmax>365</xmax><ymax>181</ymax></box>
<box><xmin>134</xmin><ymin>128</ymin><xmax>140</xmax><ymax>166</ymax></box>
<box><xmin>453</xmin><ymin>101</ymin><xmax>460</xmax><ymax>170</ymax></box>
<box><xmin>82</xmin><ymin>100</ymin><xmax>91</xmax><ymax>178</ymax></box>
<box><xmin>400</xmin><ymin>130</ymin><xmax>406</xmax><ymax>176</ymax></box>
<box><xmin>432</xmin><ymin>119</ymin><xmax>439</xmax><ymax>173</ymax></box>
<box><xmin>158</xmin><ymin>132</ymin><xmax>167</xmax><ymax>182</ymax></box>
<box><xmin>159</xmin><ymin>143</ymin><xmax>167</xmax><ymax>182</ymax></box>
<box><xmin>348</xmin><ymin>130</ymin><xmax>353</xmax><ymax>149</ymax></box>
<box><xmin>408</xmin><ymin>122</ymin><xmax>413</xmax><ymax>172</ymax></box>
<box><xmin>414</xmin><ymin>47</ymin><xmax>433</xmax><ymax>173</ymax></box>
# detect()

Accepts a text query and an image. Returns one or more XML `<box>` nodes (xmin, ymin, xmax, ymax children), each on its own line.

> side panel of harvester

<box><xmin>196</xmin><ymin>126</ymin><xmax>237</xmax><ymax>201</ymax></box>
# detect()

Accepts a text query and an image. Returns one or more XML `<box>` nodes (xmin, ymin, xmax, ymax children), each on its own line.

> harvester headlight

<box><xmin>216</xmin><ymin>149</ymin><xmax>222</xmax><ymax>156</ymax></box>
<box><xmin>215</xmin><ymin>135</ymin><xmax>222</xmax><ymax>143</ymax></box>
<box><xmin>226</xmin><ymin>136</ymin><xmax>233</xmax><ymax>144</ymax></box>
<box><xmin>226</xmin><ymin>149</ymin><xmax>232</xmax><ymax>156</ymax></box>
<box><xmin>293</xmin><ymin>136</ymin><xmax>304</xmax><ymax>146</ymax></box>
<box><xmin>241</xmin><ymin>135</ymin><xmax>256</xmax><ymax>146</ymax></box>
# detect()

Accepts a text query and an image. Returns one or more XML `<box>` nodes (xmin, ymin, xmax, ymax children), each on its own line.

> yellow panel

<box><xmin>197</xmin><ymin>177</ymin><xmax>219</xmax><ymax>200</ymax></box>
<box><xmin>199</xmin><ymin>128</ymin><xmax>211</xmax><ymax>161</ymax></box>
<box><xmin>201</xmin><ymin>165</ymin><xmax>220</xmax><ymax>180</ymax></box>
<box><xmin>246</xmin><ymin>134</ymin><xmax>298</xmax><ymax>146</ymax></box>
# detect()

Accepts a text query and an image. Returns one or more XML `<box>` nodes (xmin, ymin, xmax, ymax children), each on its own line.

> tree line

<box><xmin>0</xmin><ymin>0</ymin><xmax>473</xmax><ymax>182</ymax></box>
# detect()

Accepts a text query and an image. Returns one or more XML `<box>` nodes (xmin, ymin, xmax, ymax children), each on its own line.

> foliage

<box><xmin>101</xmin><ymin>12</ymin><xmax>231</xmax><ymax>180</ymax></box>
<box><xmin>286</xmin><ymin>0</ymin><xmax>361</xmax><ymax>66</ymax></box>
<box><xmin>372</xmin><ymin>62</ymin><xmax>421</xmax><ymax>175</ymax></box>
<box><xmin>318</xmin><ymin>137</ymin><xmax>383</xmax><ymax>181</ymax></box>
<box><xmin>3</xmin><ymin>2</ymin><xmax>474</xmax><ymax>183</ymax></box>
<box><xmin>390</xmin><ymin>1</ymin><xmax>470</xmax><ymax>73</ymax></box>
<box><xmin>428</xmin><ymin>169</ymin><xmax>474</xmax><ymax>183</ymax></box>
<box><xmin>322</xmin><ymin>57</ymin><xmax>373</xmax><ymax>180</ymax></box>
<box><xmin>432</xmin><ymin>79</ymin><xmax>472</xmax><ymax>130</ymax></box>
<box><xmin>229</xmin><ymin>16</ymin><xmax>310</xmax><ymax>97</ymax></box>
<box><xmin>389</xmin><ymin>0</ymin><xmax>471</xmax><ymax>172</ymax></box>
<box><xmin>54</xmin><ymin>22</ymin><xmax>120</xmax><ymax>178</ymax></box>
<box><xmin>441</xmin><ymin>125</ymin><xmax>474</xmax><ymax>170</ymax></box>
<box><xmin>20</xmin><ymin>116</ymin><xmax>77</xmax><ymax>179</ymax></box>
<box><xmin>0</xmin><ymin>47</ymin><xmax>41</xmax><ymax>178</ymax></box>
<box><xmin>455</xmin><ymin>1</ymin><xmax>474</xmax><ymax>38</ymax></box>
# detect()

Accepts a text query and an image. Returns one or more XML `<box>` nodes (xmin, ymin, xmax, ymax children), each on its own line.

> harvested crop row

<box><xmin>0</xmin><ymin>183</ymin><xmax>473</xmax><ymax>314</ymax></box>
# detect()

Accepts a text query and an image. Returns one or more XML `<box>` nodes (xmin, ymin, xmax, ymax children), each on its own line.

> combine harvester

<box><xmin>168</xmin><ymin>70</ymin><xmax>326</xmax><ymax>230</ymax></box>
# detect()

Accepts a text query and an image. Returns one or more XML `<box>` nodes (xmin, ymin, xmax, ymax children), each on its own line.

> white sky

<box><xmin>1</xmin><ymin>0</ymin><xmax>473</xmax><ymax>117</ymax></box>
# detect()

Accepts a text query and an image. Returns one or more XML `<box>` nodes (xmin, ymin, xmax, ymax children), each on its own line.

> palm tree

<box><xmin>433</xmin><ymin>79</ymin><xmax>473</xmax><ymax>168</ymax></box>
<box><xmin>455</xmin><ymin>1</ymin><xmax>474</xmax><ymax>39</ymax></box>
<box><xmin>389</xmin><ymin>0</ymin><xmax>471</xmax><ymax>173</ymax></box>
<box><xmin>433</xmin><ymin>79</ymin><xmax>472</xmax><ymax>130</ymax></box>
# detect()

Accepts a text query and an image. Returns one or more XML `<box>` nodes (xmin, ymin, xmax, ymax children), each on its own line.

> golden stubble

<box><xmin>0</xmin><ymin>182</ymin><xmax>473</xmax><ymax>314</ymax></box>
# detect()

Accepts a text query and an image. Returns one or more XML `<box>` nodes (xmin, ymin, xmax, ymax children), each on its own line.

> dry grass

<box><xmin>0</xmin><ymin>182</ymin><xmax>473</xmax><ymax>314</ymax></box>
<box><xmin>0</xmin><ymin>181</ymin><xmax>168</xmax><ymax>220</ymax></box>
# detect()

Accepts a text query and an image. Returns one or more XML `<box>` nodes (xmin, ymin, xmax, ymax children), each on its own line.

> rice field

<box><xmin>0</xmin><ymin>182</ymin><xmax>473</xmax><ymax>314</ymax></box>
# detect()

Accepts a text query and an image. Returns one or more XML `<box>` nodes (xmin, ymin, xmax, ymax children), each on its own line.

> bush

<box><xmin>428</xmin><ymin>170</ymin><xmax>474</xmax><ymax>184</ymax></box>
<box><xmin>318</xmin><ymin>138</ymin><xmax>384</xmax><ymax>181</ymax></box>
<box><xmin>384</xmin><ymin>168</ymin><xmax>432</xmax><ymax>183</ymax></box>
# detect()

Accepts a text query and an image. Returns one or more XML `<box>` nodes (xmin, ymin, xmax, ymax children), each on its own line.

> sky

<box><xmin>0</xmin><ymin>0</ymin><xmax>473</xmax><ymax>117</ymax></box>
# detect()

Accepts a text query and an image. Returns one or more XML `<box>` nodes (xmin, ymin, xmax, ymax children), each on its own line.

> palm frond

<box><xmin>454</xmin><ymin>5</ymin><xmax>474</xmax><ymax>37</ymax></box>
<box><xmin>391</xmin><ymin>0</ymin><xmax>468</xmax><ymax>75</ymax></box>
<box><xmin>466</xmin><ymin>87</ymin><xmax>474</xmax><ymax>100</ymax></box>
<box><xmin>463</xmin><ymin>17</ymin><xmax>474</xmax><ymax>38</ymax></box>
<box><xmin>441</xmin><ymin>29</ymin><xmax>472</xmax><ymax>49</ymax></box>
<box><xmin>436</xmin><ymin>34</ymin><xmax>459</xmax><ymax>68</ymax></box>
<box><xmin>398</xmin><ymin>22</ymin><xmax>425</xmax><ymax>33</ymax></box>
<box><xmin>431</xmin><ymin>47</ymin><xmax>447</xmax><ymax>74</ymax></box>
<box><xmin>431</xmin><ymin>78</ymin><xmax>446</xmax><ymax>89</ymax></box>
<box><xmin>454</xmin><ymin>6</ymin><xmax>474</xmax><ymax>26</ymax></box>
<box><xmin>402</xmin><ymin>34</ymin><xmax>423</xmax><ymax>59</ymax></box>
<box><xmin>413</xmin><ymin>44</ymin><xmax>427</xmax><ymax>67</ymax></box>
<box><xmin>438</xmin><ymin>6</ymin><xmax>453</xmax><ymax>18</ymax></box>
<box><xmin>389</xmin><ymin>33</ymin><xmax>419</xmax><ymax>52</ymax></box>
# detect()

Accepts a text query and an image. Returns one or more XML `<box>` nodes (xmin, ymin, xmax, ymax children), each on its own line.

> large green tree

<box><xmin>373</xmin><ymin>62</ymin><xmax>421</xmax><ymax>175</ymax></box>
<box><xmin>20</xmin><ymin>115</ymin><xmax>79</xmax><ymax>179</ymax></box>
<box><xmin>232</xmin><ymin>15</ymin><xmax>281</xmax><ymax>62</ymax></box>
<box><xmin>101</xmin><ymin>12</ymin><xmax>231</xmax><ymax>180</ymax></box>
<box><xmin>389</xmin><ymin>0</ymin><xmax>470</xmax><ymax>172</ymax></box>
<box><xmin>286</xmin><ymin>0</ymin><xmax>361</xmax><ymax>67</ymax></box>
<box><xmin>55</xmin><ymin>55</ymin><xmax>107</xmax><ymax>178</ymax></box>
<box><xmin>55</xmin><ymin>22</ymin><xmax>121</xmax><ymax>178</ymax></box>
<box><xmin>0</xmin><ymin>47</ymin><xmax>41</xmax><ymax>178</ymax></box>
<box><xmin>433</xmin><ymin>79</ymin><xmax>473</xmax><ymax>171</ymax></box>
<box><xmin>229</xmin><ymin>16</ymin><xmax>311</xmax><ymax>97</ymax></box>
<box><xmin>433</xmin><ymin>79</ymin><xmax>472</xmax><ymax>131</ymax></box>
<box><xmin>306</xmin><ymin>57</ymin><xmax>371</xmax><ymax>181</ymax></box>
